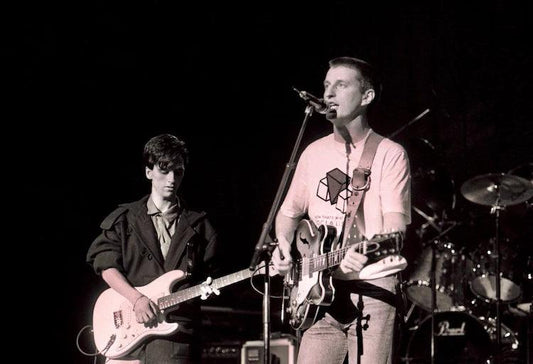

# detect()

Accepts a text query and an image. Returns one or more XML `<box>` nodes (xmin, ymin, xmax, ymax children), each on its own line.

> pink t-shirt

<box><xmin>279</xmin><ymin>129</ymin><xmax>411</xmax><ymax>240</ymax></box>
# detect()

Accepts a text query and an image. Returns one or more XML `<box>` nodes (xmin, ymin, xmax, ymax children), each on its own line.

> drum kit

<box><xmin>401</xmin><ymin>146</ymin><xmax>533</xmax><ymax>364</ymax></box>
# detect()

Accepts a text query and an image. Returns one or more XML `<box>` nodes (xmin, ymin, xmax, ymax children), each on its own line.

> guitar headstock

<box><xmin>365</xmin><ymin>231</ymin><xmax>404</xmax><ymax>252</ymax></box>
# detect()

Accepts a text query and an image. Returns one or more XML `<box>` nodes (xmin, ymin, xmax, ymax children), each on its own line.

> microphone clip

<box><xmin>292</xmin><ymin>87</ymin><xmax>329</xmax><ymax>114</ymax></box>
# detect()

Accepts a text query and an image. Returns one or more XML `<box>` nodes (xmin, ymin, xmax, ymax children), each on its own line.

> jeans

<box><xmin>297</xmin><ymin>276</ymin><xmax>398</xmax><ymax>364</ymax></box>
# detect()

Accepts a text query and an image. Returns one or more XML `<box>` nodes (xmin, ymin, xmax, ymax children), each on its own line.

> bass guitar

<box><xmin>92</xmin><ymin>264</ymin><xmax>276</xmax><ymax>359</ymax></box>
<box><xmin>284</xmin><ymin>219</ymin><xmax>406</xmax><ymax>330</ymax></box>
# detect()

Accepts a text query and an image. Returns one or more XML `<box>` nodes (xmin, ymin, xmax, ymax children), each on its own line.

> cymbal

<box><xmin>460</xmin><ymin>173</ymin><xmax>533</xmax><ymax>206</ymax></box>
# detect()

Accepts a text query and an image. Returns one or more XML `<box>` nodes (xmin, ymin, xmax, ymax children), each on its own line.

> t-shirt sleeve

<box><xmin>380</xmin><ymin>145</ymin><xmax>411</xmax><ymax>223</ymax></box>
<box><xmin>278</xmin><ymin>148</ymin><xmax>310</xmax><ymax>219</ymax></box>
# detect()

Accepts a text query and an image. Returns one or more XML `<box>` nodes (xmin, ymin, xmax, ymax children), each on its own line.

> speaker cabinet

<box><xmin>241</xmin><ymin>337</ymin><xmax>297</xmax><ymax>364</ymax></box>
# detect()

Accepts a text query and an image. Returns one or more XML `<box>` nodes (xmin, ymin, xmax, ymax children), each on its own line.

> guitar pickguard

<box><xmin>286</xmin><ymin>220</ymin><xmax>337</xmax><ymax>329</ymax></box>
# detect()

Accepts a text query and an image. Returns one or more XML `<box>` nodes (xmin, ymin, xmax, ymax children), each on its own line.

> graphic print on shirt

<box><xmin>316</xmin><ymin>167</ymin><xmax>351</xmax><ymax>214</ymax></box>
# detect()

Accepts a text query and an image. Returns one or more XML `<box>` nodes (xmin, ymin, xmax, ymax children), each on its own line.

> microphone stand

<box><xmin>249</xmin><ymin>103</ymin><xmax>316</xmax><ymax>364</ymax></box>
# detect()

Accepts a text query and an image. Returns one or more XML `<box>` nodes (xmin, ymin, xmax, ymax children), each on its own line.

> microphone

<box><xmin>293</xmin><ymin>87</ymin><xmax>328</xmax><ymax>114</ymax></box>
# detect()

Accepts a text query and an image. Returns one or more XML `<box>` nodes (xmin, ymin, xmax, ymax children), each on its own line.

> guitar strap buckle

<box><xmin>351</xmin><ymin>168</ymin><xmax>371</xmax><ymax>191</ymax></box>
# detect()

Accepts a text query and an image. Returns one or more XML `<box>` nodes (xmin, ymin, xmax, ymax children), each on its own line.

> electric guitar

<box><xmin>284</xmin><ymin>219</ymin><xmax>406</xmax><ymax>330</ymax></box>
<box><xmin>92</xmin><ymin>264</ymin><xmax>277</xmax><ymax>359</ymax></box>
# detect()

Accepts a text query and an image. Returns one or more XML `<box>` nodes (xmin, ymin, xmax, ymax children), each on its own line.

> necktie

<box><xmin>155</xmin><ymin>213</ymin><xmax>172</xmax><ymax>259</ymax></box>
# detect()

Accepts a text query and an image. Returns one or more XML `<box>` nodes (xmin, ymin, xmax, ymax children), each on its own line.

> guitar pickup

<box><xmin>113</xmin><ymin>311</ymin><xmax>123</xmax><ymax>329</ymax></box>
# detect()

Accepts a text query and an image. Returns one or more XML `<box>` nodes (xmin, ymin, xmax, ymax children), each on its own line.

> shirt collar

<box><xmin>146</xmin><ymin>197</ymin><xmax>180</xmax><ymax>222</ymax></box>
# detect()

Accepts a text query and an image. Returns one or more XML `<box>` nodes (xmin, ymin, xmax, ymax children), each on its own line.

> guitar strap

<box><xmin>340</xmin><ymin>131</ymin><xmax>386</xmax><ymax>363</ymax></box>
<box><xmin>341</xmin><ymin>131</ymin><xmax>384</xmax><ymax>248</ymax></box>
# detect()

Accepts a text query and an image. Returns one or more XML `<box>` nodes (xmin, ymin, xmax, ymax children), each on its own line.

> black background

<box><xmin>8</xmin><ymin>1</ymin><xmax>532</xmax><ymax>362</ymax></box>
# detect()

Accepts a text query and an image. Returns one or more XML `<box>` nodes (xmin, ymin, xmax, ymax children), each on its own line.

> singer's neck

<box><xmin>333</xmin><ymin>116</ymin><xmax>370</xmax><ymax>145</ymax></box>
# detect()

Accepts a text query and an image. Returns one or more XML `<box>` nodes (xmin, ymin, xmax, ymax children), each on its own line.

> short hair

<box><xmin>143</xmin><ymin>133</ymin><xmax>189</xmax><ymax>171</ymax></box>
<box><xmin>328</xmin><ymin>56</ymin><xmax>382</xmax><ymax>102</ymax></box>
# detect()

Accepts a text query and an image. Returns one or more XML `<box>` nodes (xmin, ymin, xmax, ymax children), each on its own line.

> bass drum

<box><xmin>403</xmin><ymin>311</ymin><xmax>492</xmax><ymax>364</ymax></box>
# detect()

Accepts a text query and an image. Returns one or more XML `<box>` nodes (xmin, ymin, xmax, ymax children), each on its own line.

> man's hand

<box><xmin>338</xmin><ymin>246</ymin><xmax>368</xmax><ymax>274</ymax></box>
<box><xmin>200</xmin><ymin>277</ymin><xmax>220</xmax><ymax>300</ymax></box>
<box><xmin>132</xmin><ymin>294</ymin><xmax>159</xmax><ymax>326</ymax></box>
<box><xmin>272</xmin><ymin>240</ymin><xmax>292</xmax><ymax>276</ymax></box>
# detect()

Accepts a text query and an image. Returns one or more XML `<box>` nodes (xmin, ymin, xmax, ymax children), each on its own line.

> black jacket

<box><xmin>87</xmin><ymin>194</ymin><xmax>219</xmax><ymax>323</ymax></box>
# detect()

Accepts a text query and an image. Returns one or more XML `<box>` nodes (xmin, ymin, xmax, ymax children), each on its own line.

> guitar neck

<box><xmin>307</xmin><ymin>245</ymin><xmax>351</xmax><ymax>274</ymax></box>
<box><xmin>158</xmin><ymin>269</ymin><xmax>253</xmax><ymax>310</ymax></box>
<box><xmin>302</xmin><ymin>235</ymin><xmax>399</xmax><ymax>275</ymax></box>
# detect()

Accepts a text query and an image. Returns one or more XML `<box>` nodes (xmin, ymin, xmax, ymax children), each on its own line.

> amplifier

<box><xmin>202</xmin><ymin>341</ymin><xmax>242</xmax><ymax>364</ymax></box>
<box><xmin>241</xmin><ymin>337</ymin><xmax>297</xmax><ymax>364</ymax></box>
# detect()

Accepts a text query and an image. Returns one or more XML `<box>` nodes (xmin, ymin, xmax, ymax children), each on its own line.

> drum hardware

<box><xmin>404</xmin><ymin>217</ymin><xmax>465</xmax><ymax>364</ymax></box>
<box><xmin>478</xmin><ymin>316</ymin><xmax>520</xmax><ymax>351</ymax></box>
<box><xmin>469</xmin><ymin>237</ymin><xmax>523</xmax><ymax>304</ymax></box>
<box><xmin>413</xmin><ymin>205</ymin><xmax>442</xmax><ymax>235</ymax></box>
<box><xmin>507</xmin><ymin>162</ymin><xmax>533</xmax><ymax>213</ymax></box>
<box><xmin>420</xmin><ymin>220</ymin><xmax>460</xmax><ymax>247</ymax></box>
<box><xmin>401</xmin><ymin>310</ymin><xmax>521</xmax><ymax>364</ymax></box>
<box><xmin>402</xmin><ymin>310</ymin><xmax>493</xmax><ymax>363</ymax></box>
<box><xmin>408</xmin><ymin>137</ymin><xmax>457</xmax><ymax>240</ymax></box>
<box><xmin>405</xmin><ymin>138</ymin><xmax>460</xmax><ymax>362</ymax></box>
<box><xmin>429</xmin><ymin>238</ymin><xmax>447</xmax><ymax>364</ymax></box>
<box><xmin>508</xmin><ymin>162</ymin><xmax>533</xmax><ymax>185</ymax></box>
<box><xmin>507</xmin><ymin>253</ymin><xmax>532</xmax><ymax>320</ymax></box>
<box><xmin>405</xmin><ymin>217</ymin><xmax>464</xmax><ymax>310</ymax></box>
<box><xmin>460</xmin><ymin>172</ymin><xmax>533</xmax><ymax>364</ymax></box>
<box><xmin>404</xmin><ymin>239</ymin><xmax>469</xmax><ymax>312</ymax></box>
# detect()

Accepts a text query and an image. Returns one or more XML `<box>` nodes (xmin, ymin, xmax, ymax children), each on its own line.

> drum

<box><xmin>403</xmin><ymin>311</ymin><xmax>492</xmax><ymax>363</ymax></box>
<box><xmin>509</xmin><ymin>254</ymin><xmax>533</xmax><ymax>316</ymax></box>
<box><xmin>469</xmin><ymin>238</ymin><xmax>522</xmax><ymax>303</ymax></box>
<box><xmin>405</xmin><ymin>242</ymin><xmax>471</xmax><ymax>311</ymax></box>
<box><xmin>478</xmin><ymin>316</ymin><xmax>519</xmax><ymax>351</ymax></box>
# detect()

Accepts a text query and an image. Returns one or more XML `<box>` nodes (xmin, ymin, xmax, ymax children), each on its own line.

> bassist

<box><xmin>272</xmin><ymin>57</ymin><xmax>411</xmax><ymax>364</ymax></box>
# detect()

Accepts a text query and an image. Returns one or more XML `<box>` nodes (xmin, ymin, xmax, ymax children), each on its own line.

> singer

<box><xmin>86</xmin><ymin>133</ymin><xmax>222</xmax><ymax>364</ymax></box>
<box><xmin>272</xmin><ymin>57</ymin><xmax>411</xmax><ymax>364</ymax></box>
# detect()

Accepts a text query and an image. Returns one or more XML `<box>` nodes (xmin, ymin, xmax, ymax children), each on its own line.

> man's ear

<box><xmin>145</xmin><ymin>166</ymin><xmax>153</xmax><ymax>180</ymax></box>
<box><xmin>361</xmin><ymin>89</ymin><xmax>375</xmax><ymax>106</ymax></box>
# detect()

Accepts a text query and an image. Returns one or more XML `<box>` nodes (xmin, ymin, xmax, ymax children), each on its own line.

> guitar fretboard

<box><xmin>158</xmin><ymin>269</ymin><xmax>253</xmax><ymax>310</ymax></box>
<box><xmin>297</xmin><ymin>234</ymin><xmax>400</xmax><ymax>279</ymax></box>
<box><xmin>300</xmin><ymin>244</ymin><xmax>356</xmax><ymax>277</ymax></box>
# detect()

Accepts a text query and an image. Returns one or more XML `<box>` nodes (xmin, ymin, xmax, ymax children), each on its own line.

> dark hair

<box><xmin>143</xmin><ymin>134</ymin><xmax>189</xmax><ymax>171</ymax></box>
<box><xmin>328</xmin><ymin>56</ymin><xmax>382</xmax><ymax>102</ymax></box>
